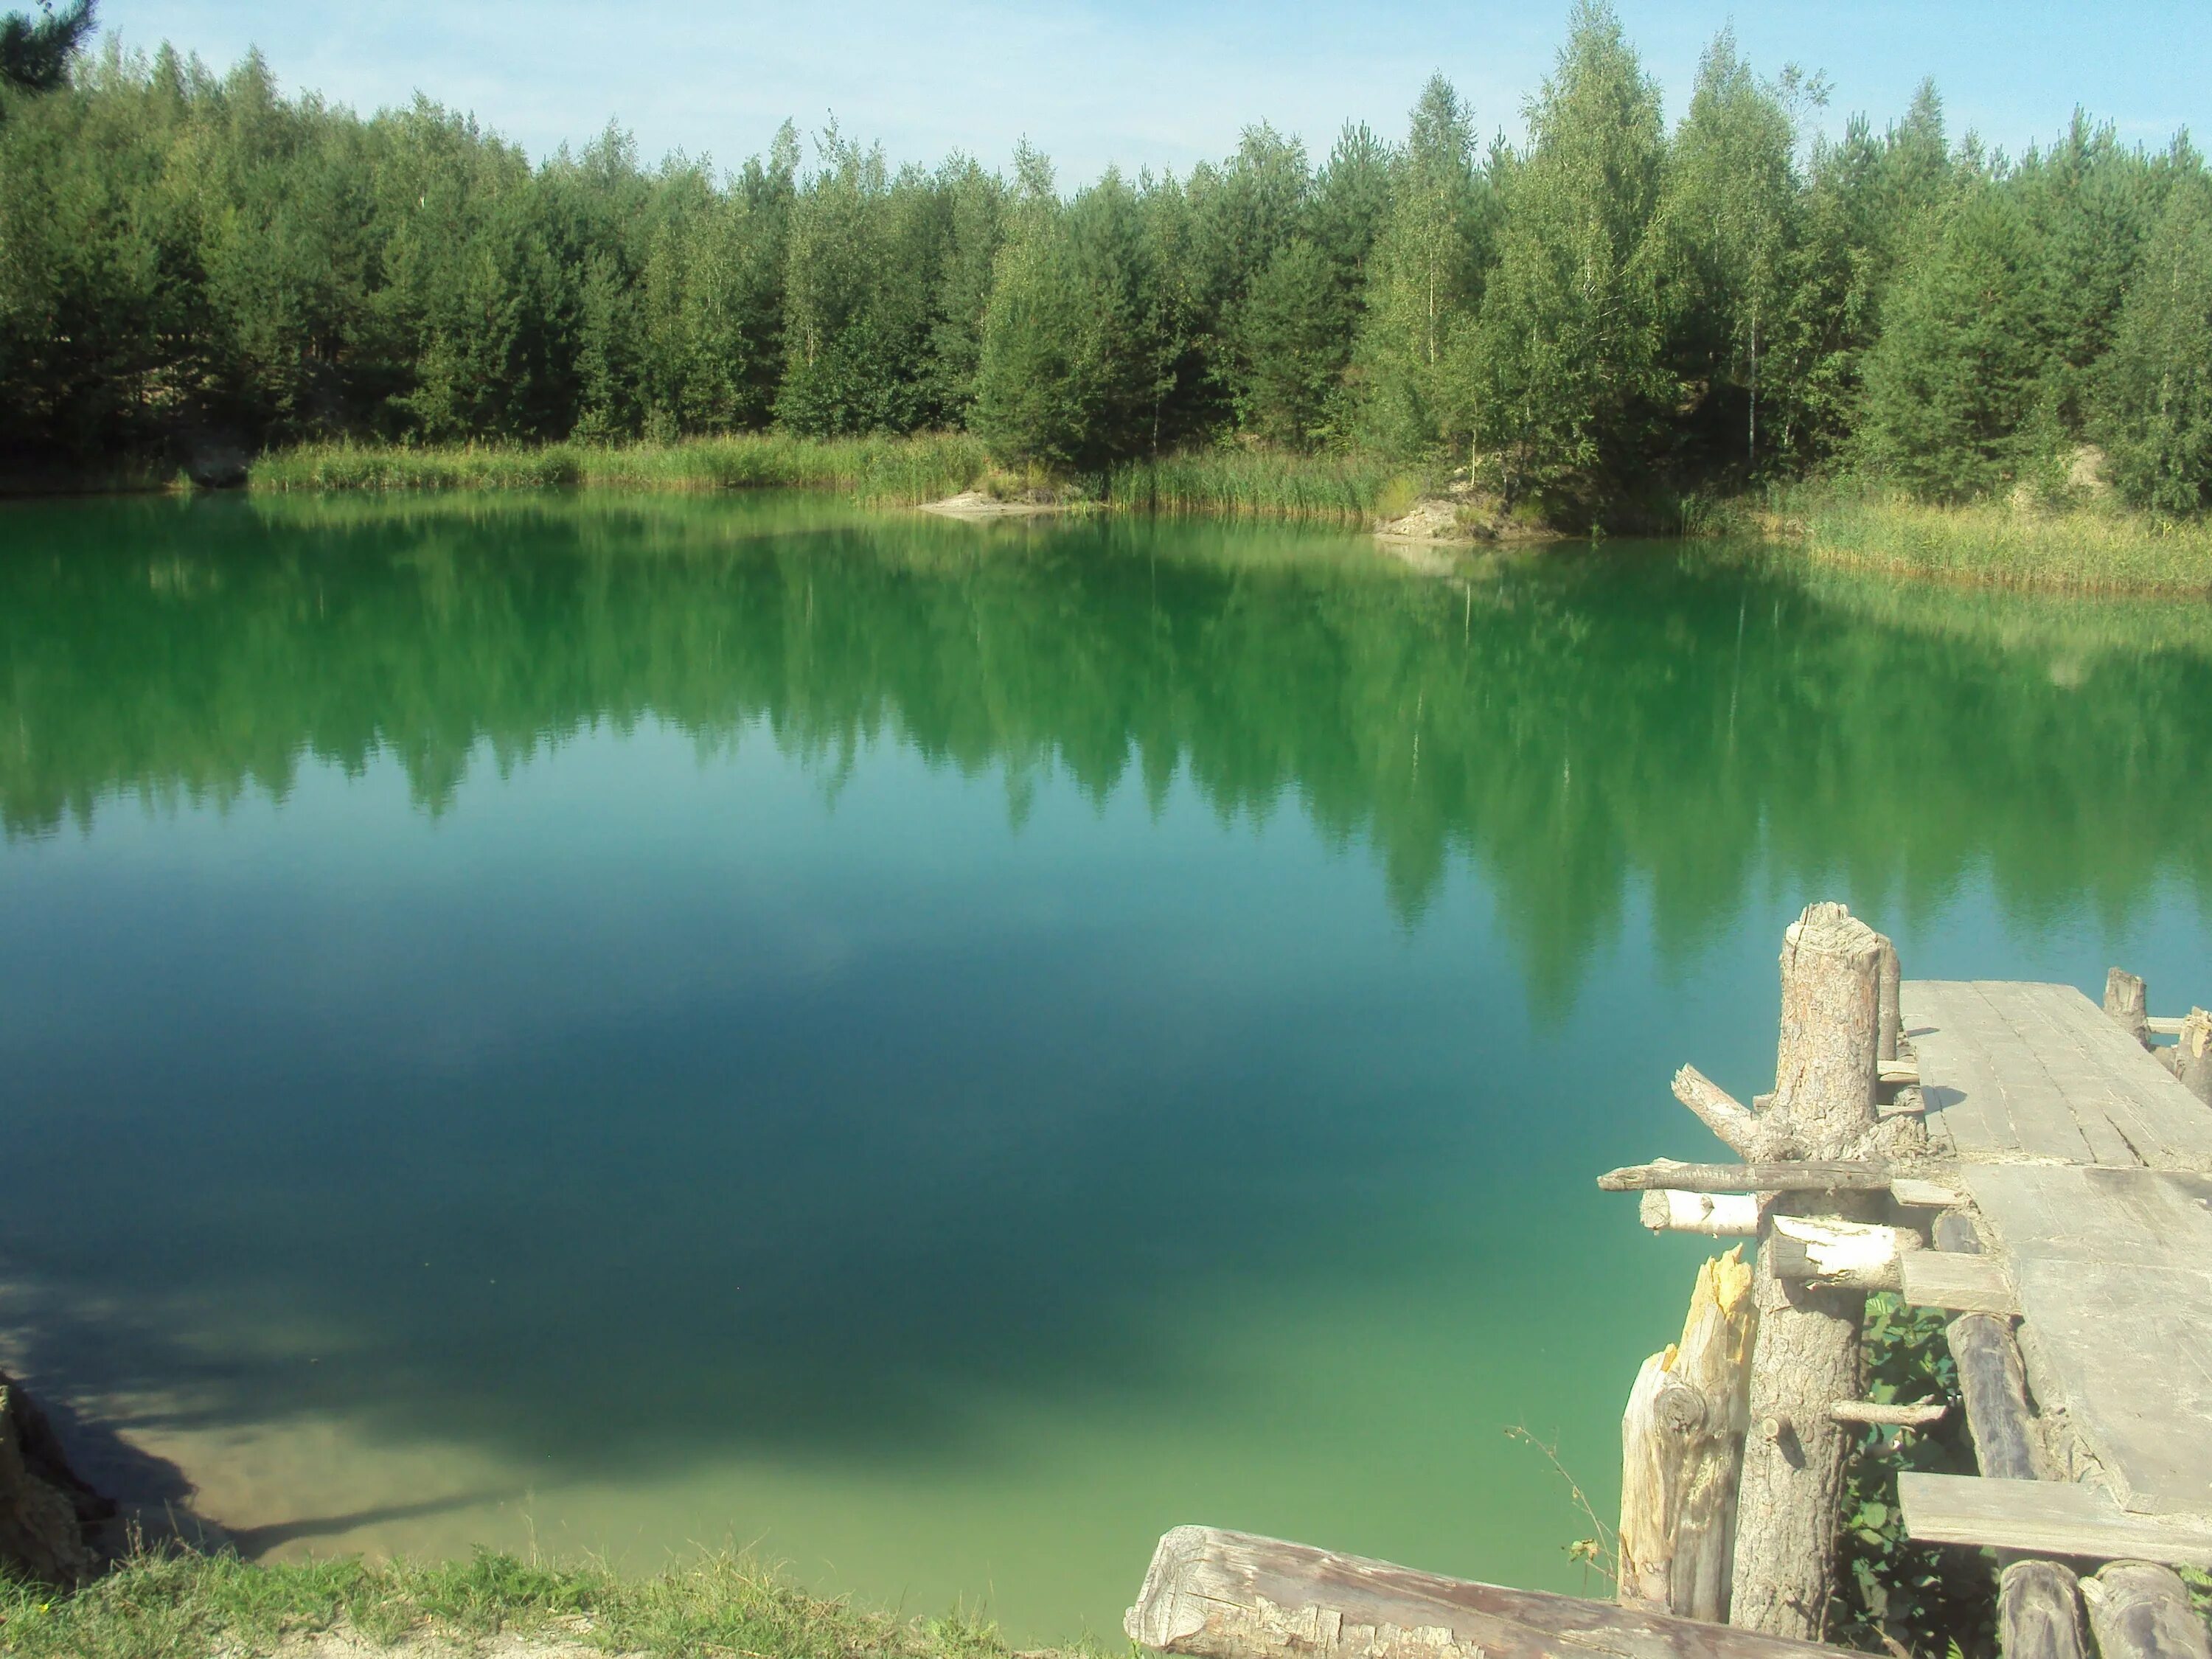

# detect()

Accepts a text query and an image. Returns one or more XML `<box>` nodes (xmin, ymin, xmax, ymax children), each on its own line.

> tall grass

<box><xmin>1106</xmin><ymin>450</ymin><xmax>1432</xmax><ymax>524</ymax></box>
<box><xmin>1713</xmin><ymin>481</ymin><xmax>2212</xmax><ymax>595</ymax></box>
<box><xmin>0</xmin><ymin>1546</ymin><xmax>1049</xmax><ymax>1659</ymax></box>
<box><xmin>250</xmin><ymin>433</ymin><xmax>990</xmax><ymax>505</ymax></box>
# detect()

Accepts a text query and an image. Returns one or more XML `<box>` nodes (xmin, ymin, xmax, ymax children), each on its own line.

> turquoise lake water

<box><xmin>1</xmin><ymin>491</ymin><xmax>2207</xmax><ymax>1639</ymax></box>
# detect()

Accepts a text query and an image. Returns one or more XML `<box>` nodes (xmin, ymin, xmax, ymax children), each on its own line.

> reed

<box><xmin>249</xmin><ymin>434</ymin><xmax>990</xmax><ymax>506</ymax></box>
<box><xmin>1105</xmin><ymin>450</ymin><xmax>1432</xmax><ymax>524</ymax></box>
<box><xmin>1710</xmin><ymin>481</ymin><xmax>2212</xmax><ymax>596</ymax></box>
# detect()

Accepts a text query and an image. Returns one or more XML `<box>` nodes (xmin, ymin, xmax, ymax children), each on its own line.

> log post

<box><xmin>1619</xmin><ymin>1248</ymin><xmax>1757</xmax><ymax>1622</ymax></box>
<box><xmin>1876</xmin><ymin>936</ymin><xmax>1901</xmax><ymax>1065</ymax></box>
<box><xmin>2163</xmin><ymin>1010</ymin><xmax>2212</xmax><ymax>1109</ymax></box>
<box><xmin>2081</xmin><ymin>1561</ymin><xmax>2212</xmax><ymax>1659</ymax></box>
<box><xmin>1729</xmin><ymin>903</ymin><xmax>1886</xmax><ymax>1644</ymax></box>
<box><xmin>2000</xmin><ymin>1560</ymin><xmax>2087</xmax><ymax>1659</ymax></box>
<box><xmin>1641</xmin><ymin>1191</ymin><xmax>1761</xmax><ymax>1237</ymax></box>
<box><xmin>2104</xmin><ymin>969</ymin><xmax>2153</xmax><ymax>1050</ymax></box>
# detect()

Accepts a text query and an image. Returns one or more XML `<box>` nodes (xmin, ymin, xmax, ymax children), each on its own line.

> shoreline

<box><xmin>6</xmin><ymin>439</ymin><xmax>2211</xmax><ymax>597</ymax></box>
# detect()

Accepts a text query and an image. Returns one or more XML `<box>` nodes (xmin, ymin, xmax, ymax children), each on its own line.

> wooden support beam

<box><xmin>1877</xmin><ymin>936</ymin><xmax>1902</xmax><ymax>1065</ymax></box>
<box><xmin>2145</xmin><ymin>1016</ymin><xmax>2187</xmax><ymax>1038</ymax></box>
<box><xmin>1641</xmin><ymin>1190</ymin><xmax>1760</xmax><ymax>1237</ymax></box>
<box><xmin>1947</xmin><ymin>1314</ymin><xmax>2041</xmax><ymax>1482</ymax></box>
<box><xmin>1599</xmin><ymin>1159</ymin><xmax>1930</xmax><ymax>1195</ymax></box>
<box><xmin>1672</xmin><ymin>1066</ymin><xmax>1790</xmax><ymax>1160</ymax></box>
<box><xmin>2081</xmin><ymin>1562</ymin><xmax>2212</xmax><ymax>1659</ymax></box>
<box><xmin>1829</xmin><ymin>1399</ymin><xmax>1947</xmax><ymax>1427</ymax></box>
<box><xmin>1729</xmin><ymin>902</ymin><xmax>1888</xmax><ymax>1644</ymax></box>
<box><xmin>1877</xmin><ymin>1058</ymin><xmax>1919</xmax><ymax>1086</ymax></box>
<box><xmin>1897</xmin><ymin>1475</ymin><xmax>2212</xmax><ymax>1568</ymax></box>
<box><xmin>2000</xmin><ymin>1561</ymin><xmax>2086</xmax><ymax>1659</ymax></box>
<box><xmin>1124</xmin><ymin>1526</ymin><xmax>1861</xmax><ymax>1659</ymax></box>
<box><xmin>1901</xmin><ymin>1253</ymin><xmax>2019</xmax><ymax>1317</ymax></box>
<box><xmin>1619</xmin><ymin>1250</ymin><xmax>1756</xmax><ymax>1622</ymax></box>
<box><xmin>1767</xmin><ymin>1217</ymin><xmax>1922</xmax><ymax>1293</ymax></box>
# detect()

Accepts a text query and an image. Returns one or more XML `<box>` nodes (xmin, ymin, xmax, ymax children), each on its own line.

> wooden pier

<box><xmin>1123</xmin><ymin>905</ymin><xmax>2212</xmax><ymax>1659</ymax></box>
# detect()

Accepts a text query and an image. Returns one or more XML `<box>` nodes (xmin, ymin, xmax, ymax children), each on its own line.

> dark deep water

<box><xmin>1</xmin><ymin>490</ymin><xmax>2208</xmax><ymax>1638</ymax></box>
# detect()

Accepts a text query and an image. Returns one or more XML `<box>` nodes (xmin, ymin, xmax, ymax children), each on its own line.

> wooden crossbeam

<box><xmin>1899</xmin><ymin>1251</ymin><xmax>2019</xmax><ymax>1316</ymax></box>
<box><xmin>1898</xmin><ymin>1475</ymin><xmax>2212</xmax><ymax>1568</ymax></box>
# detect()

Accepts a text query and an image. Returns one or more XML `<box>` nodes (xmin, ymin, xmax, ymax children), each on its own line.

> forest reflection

<box><xmin>3</xmin><ymin>490</ymin><xmax>2208</xmax><ymax>1004</ymax></box>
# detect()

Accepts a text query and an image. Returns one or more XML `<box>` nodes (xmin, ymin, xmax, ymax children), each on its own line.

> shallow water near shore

<box><xmin>1</xmin><ymin>490</ymin><xmax>2208</xmax><ymax>1641</ymax></box>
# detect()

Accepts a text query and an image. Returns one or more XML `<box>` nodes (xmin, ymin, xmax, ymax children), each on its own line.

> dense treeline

<box><xmin>5</xmin><ymin>3</ymin><xmax>2212</xmax><ymax>517</ymax></box>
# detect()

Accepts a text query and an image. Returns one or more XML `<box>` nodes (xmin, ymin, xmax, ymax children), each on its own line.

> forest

<box><xmin>4</xmin><ymin>1</ymin><xmax>2212</xmax><ymax>520</ymax></box>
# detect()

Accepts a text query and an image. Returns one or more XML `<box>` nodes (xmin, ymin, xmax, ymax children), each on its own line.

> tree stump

<box><xmin>1729</xmin><ymin>904</ymin><xmax>1886</xmax><ymax>1644</ymax></box>
<box><xmin>1619</xmin><ymin>1248</ymin><xmax>1757</xmax><ymax>1621</ymax></box>
<box><xmin>2104</xmin><ymin>969</ymin><xmax>2153</xmax><ymax>1050</ymax></box>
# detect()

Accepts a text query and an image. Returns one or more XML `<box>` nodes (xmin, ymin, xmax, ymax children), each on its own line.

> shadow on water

<box><xmin>0</xmin><ymin>488</ymin><xmax>2209</xmax><ymax>1496</ymax></box>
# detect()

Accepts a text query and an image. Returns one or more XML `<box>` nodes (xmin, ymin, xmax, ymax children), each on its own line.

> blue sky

<box><xmin>96</xmin><ymin>1</ymin><xmax>2212</xmax><ymax>183</ymax></box>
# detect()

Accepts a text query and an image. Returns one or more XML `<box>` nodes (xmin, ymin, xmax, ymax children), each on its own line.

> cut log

<box><xmin>1829</xmin><ymin>1400</ymin><xmax>1947</xmax><ymax>1427</ymax></box>
<box><xmin>1619</xmin><ymin>1249</ymin><xmax>1756</xmax><ymax>1622</ymax></box>
<box><xmin>1731</xmin><ymin>902</ymin><xmax>1888</xmax><ymax>1645</ymax></box>
<box><xmin>2163</xmin><ymin>1010</ymin><xmax>2212</xmax><ymax>1108</ymax></box>
<box><xmin>1901</xmin><ymin>1253</ymin><xmax>2019</xmax><ymax>1317</ymax></box>
<box><xmin>1767</xmin><ymin>1217</ymin><xmax>1921</xmax><ymax>1293</ymax></box>
<box><xmin>2106</xmin><ymin>969</ymin><xmax>2154</xmax><ymax>1051</ymax></box>
<box><xmin>1124</xmin><ymin>1526</ymin><xmax>1860</xmax><ymax>1659</ymax></box>
<box><xmin>1640</xmin><ymin>1191</ymin><xmax>1760</xmax><ymax>1237</ymax></box>
<box><xmin>2000</xmin><ymin>1560</ymin><xmax>2086</xmax><ymax>1659</ymax></box>
<box><xmin>1892</xmin><ymin>1178</ymin><xmax>1970</xmax><ymax>1211</ymax></box>
<box><xmin>1599</xmin><ymin>1160</ymin><xmax>1926</xmax><ymax>1195</ymax></box>
<box><xmin>2081</xmin><ymin>1561</ymin><xmax>2212</xmax><ymax>1659</ymax></box>
<box><xmin>1947</xmin><ymin>1313</ymin><xmax>2041</xmax><ymax>1483</ymax></box>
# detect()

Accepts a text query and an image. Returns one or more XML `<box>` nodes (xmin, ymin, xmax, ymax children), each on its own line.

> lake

<box><xmin>1</xmin><ymin>491</ymin><xmax>2207</xmax><ymax>1641</ymax></box>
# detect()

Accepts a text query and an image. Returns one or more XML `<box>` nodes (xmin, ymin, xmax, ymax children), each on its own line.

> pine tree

<box><xmin>2094</xmin><ymin>168</ymin><xmax>2212</xmax><ymax>512</ymax></box>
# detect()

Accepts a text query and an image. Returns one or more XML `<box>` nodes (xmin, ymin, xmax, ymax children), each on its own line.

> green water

<box><xmin>2</xmin><ymin>491</ymin><xmax>2208</xmax><ymax>1638</ymax></box>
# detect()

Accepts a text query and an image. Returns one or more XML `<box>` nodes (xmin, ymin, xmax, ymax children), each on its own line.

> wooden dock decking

<box><xmin>1896</xmin><ymin>980</ymin><xmax>2212</xmax><ymax>1562</ymax></box>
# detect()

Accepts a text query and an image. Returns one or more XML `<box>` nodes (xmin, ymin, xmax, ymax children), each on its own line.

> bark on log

<box><xmin>1766</xmin><ymin>1217</ymin><xmax>1921</xmax><ymax>1293</ymax></box>
<box><xmin>1641</xmin><ymin>1191</ymin><xmax>1761</xmax><ymax>1237</ymax></box>
<box><xmin>1673</xmin><ymin>1068</ymin><xmax>1797</xmax><ymax>1161</ymax></box>
<box><xmin>1829</xmin><ymin>1401</ymin><xmax>1946</xmax><ymax>1427</ymax></box>
<box><xmin>1600</xmin><ymin>1161</ymin><xmax>1924</xmax><ymax>1195</ymax></box>
<box><xmin>2104</xmin><ymin>970</ymin><xmax>2154</xmax><ymax>1051</ymax></box>
<box><xmin>2081</xmin><ymin>1561</ymin><xmax>2212</xmax><ymax>1659</ymax></box>
<box><xmin>2000</xmin><ymin>1560</ymin><xmax>2086</xmax><ymax>1659</ymax></box>
<box><xmin>1876</xmin><ymin>936</ymin><xmax>1901</xmax><ymax>1065</ymax></box>
<box><xmin>2163</xmin><ymin>1010</ymin><xmax>2212</xmax><ymax>1109</ymax></box>
<box><xmin>1948</xmin><ymin>1313</ymin><xmax>2041</xmax><ymax>1484</ymax></box>
<box><xmin>1124</xmin><ymin>1526</ymin><xmax>1857</xmax><ymax>1659</ymax></box>
<box><xmin>1731</xmin><ymin>903</ymin><xmax>1886</xmax><ymax>1645</ymax></box>
<box><xmin>1620</xmin><ymin>1249</ymin><xmax>1757</xmax><ymax>1622</ymax></box>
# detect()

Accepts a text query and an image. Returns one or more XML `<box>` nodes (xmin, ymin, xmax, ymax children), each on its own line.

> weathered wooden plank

<box><xmin>1896</xmin><ymin>1475</ymin><xmax>2212</xmax><ymax>1567</ymax></box>
<box><xmin>2028</xmin><ymin>985</ymin><xmax>2212</xmax><ymax>1168</ymax></box>
<box><xmin>1899</xmin><ymin>1252</ymin><xmax>2018</xmax><ymax>1316</ymax></box>
<box><xmin>1124</xmin><ymin>1526</ymin><xmax>1863</xmax><ymax>1659</ymax></box>
<box><xmin>1891</xmin><ymin>1177</ymin><xmax>1969</xmax><ymax>1209</ymax></box>
<box><xmin>2146</xmin><ymin>1016</ymin><xmax>2188</xmax><ymax>1037</ymax></box>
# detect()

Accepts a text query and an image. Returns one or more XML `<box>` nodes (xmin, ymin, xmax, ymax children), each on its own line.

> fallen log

<box><xmin>1124</xmin><ymin>1526</ymin><xmax>1859</xmax><ymax>1659</ymax></box>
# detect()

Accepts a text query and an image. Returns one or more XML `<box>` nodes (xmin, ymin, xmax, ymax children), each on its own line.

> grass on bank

<box><xmin>1105</xmin><ymin>450</ymin><xmax>1433</xmax><ymax>524</ymax></box>
<box><xmin>0</xmin><ymin>1545</ymin><xmax>1083</xmax><ymax>1659</ymax></box>
<box><xmin>1702</xmin><ymin>481</ymin><xmax>2212</xmax><ymax>595</ymax></box>
<box><xmin>249</xmin><ymin>434</ymin><xmax>992</xmax><ymax>506</ymax></box>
